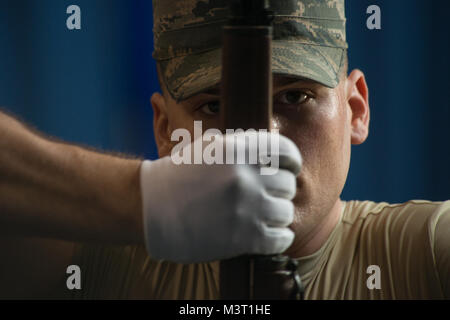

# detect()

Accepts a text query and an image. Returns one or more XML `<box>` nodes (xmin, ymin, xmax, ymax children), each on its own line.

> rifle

<box><xmin>219</xmin><ymin>0</ymin><xmax>303</xmax><ymax>300</ymax></box>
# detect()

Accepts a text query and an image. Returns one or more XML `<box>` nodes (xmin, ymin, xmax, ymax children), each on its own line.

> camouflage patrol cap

<box><xmin>153</xmin><ymin>0</ymin><xmax>348</xmax><ymax>101</ymax></box>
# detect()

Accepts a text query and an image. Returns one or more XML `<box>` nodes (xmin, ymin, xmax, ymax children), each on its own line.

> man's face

<box><xmin>152</xmin><ymin>70</ymin><xmax>369</xmax><ymax>256</ymax></box>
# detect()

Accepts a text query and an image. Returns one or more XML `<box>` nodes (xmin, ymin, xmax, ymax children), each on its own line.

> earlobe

<box><xmin>346</xmin><ymin>69</ymin><xmax>370</xmax><ymax>145</ymax></box>
<box><xmin>151</xmin><ymin>92</ymin><xmax>172</xmax><ymax>157</ymax></box>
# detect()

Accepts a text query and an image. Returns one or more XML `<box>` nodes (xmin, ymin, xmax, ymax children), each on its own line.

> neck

<box><xmin>287</xmin><ymin>198</ymin><xmax>343</xmax><ymax>258</ymax></box>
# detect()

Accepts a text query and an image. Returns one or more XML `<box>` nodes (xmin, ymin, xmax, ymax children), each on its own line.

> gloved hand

<box><xmin>140</xmin><ymin>132</ymin><xmax>302</xmax><ymax>264</ymax></box>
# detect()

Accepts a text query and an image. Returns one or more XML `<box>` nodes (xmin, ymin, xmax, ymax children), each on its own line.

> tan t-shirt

<box><xmin>68</xmin><ymin>200</ymin><xmax>450</xmax><ymax>299</ymax></box>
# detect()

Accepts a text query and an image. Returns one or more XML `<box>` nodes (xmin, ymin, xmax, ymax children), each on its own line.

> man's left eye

<box><xmin>199</xmin><ymin>100</ymin><xmax>220</xmax><ymax>115</ymax></box>
<box><xmin>277</xmin><ymin>90</ymin><xmax>310</xmax><ymax>105</ymax></box>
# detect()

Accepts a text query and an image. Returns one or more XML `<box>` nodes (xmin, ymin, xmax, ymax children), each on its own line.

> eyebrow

<box><xmin>197</xmin><ymin>77</ymin><xmax>314</xmax><ymax>97</ymax></box>
<box><xmin>273</xmin><ymin>76</ymin><xmax>314</xmax><ymax>87</ymax></box>
<box><xmin>202</xmin><ymin>85</ymin><xmax>221</xmax><ymax>96</ymax></box>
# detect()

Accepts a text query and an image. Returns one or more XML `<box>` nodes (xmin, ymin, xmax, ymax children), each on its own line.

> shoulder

<box><xmin>339</xmin><ymin>200</ymin><xmax>450</xmax><ymax>298</ymax></box>
<box><xmin>342</xmin><ymin>199</ymin><xmax>450</xmax><ymax>227</ymax></box>
<box><xmin>431</xmin><ymin>202</ymin><xmax>450</xmax><ymax>297</ymax></box>
<box><xmin>340</xmin><ymin>199</ymin><xmax>450</xmax><ymax>256</ymax></box>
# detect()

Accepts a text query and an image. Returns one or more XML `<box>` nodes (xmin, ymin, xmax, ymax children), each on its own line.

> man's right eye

<box><xmin>199</xmin><ymin>101</ymin><xmax>220</xmax><ymax>116</ymax></box>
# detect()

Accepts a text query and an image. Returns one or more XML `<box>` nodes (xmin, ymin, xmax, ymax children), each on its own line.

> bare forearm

<box><xmin>0</xmin><ymin>111</ymin><xmax>144</xmax><ymax>244</ymax></box>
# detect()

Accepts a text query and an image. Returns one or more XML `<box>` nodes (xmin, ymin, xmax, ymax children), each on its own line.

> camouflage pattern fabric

<box><xmin>152</xmin><ymin>0</ymin><xmax>348</xmax><ymax>101</ymax></box>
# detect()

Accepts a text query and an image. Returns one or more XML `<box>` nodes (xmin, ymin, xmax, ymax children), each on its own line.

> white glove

<box><xmin>140</xmin><ymin>132</ymin><xmax>302</xmax><ymax>264</ymax></box>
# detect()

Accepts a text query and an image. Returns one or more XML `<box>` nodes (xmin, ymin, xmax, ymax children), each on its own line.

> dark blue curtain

<box><xmin>343</xmin><ymin>0</ymin><xmax>450</xmax><ymax>202</ymax></box>
<box><xmin>0</xmin><ymin>0</ymin><xmax>158</xmax><ymax>158</ymax></box>
<box><xmin>1</xmin><ymin>0</ymin><xmax>449</xmax><ymax>203</ymax></box>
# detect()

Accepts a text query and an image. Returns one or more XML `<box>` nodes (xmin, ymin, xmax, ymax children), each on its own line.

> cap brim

<box><xmin>159</xmin><ymin>41</ymin><xmax>346</xmax><ymax>102</ymax></box>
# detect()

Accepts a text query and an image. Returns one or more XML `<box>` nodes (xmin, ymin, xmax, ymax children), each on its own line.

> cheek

<box><xmin>274</xmin><ymin>97</ymin><xmax>349</xmax><ymax>185</ymax></box>
<box><xmin>315</xmin><ymin>105</ymin><xmax>349</xmax><ymax>178</ymax></box>
<box><xmin>168</xmin><ymin>108</ymin><xmax>195</xmax><ymax>133</ymax></box>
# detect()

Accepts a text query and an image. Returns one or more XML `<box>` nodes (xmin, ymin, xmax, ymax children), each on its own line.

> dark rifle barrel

<box><xmin>219</xmin><ymin>0</ymin><xmax>303</xmax><ymax>300</ymax></box>
<box><xmin>220</xmin><ymin>25</ymin><xmax>272</xmax><ymax>131</ymax></box>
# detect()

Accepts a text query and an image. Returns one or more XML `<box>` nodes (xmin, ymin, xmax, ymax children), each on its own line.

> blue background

<box><xmin>0</xmin><ymin>0</ymin><xmax>449</xmax><ymax>203</ymax></box>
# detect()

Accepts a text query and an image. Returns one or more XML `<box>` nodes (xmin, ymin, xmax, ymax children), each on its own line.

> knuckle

<box><xmin>228</xmin><ymin>165</ymin><xmax>258</xmax><ymax>193</ymax></box>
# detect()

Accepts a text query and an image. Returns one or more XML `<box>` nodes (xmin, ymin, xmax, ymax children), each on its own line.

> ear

<box><xmin>151</xmin><ymin>92</ymin><xmax>172</xmax><ymax>157</ymax></box>
<box><xmin>346</xmin><ymin>69</ymin><xmax>370</xmax><ymax>145</ymax></box>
